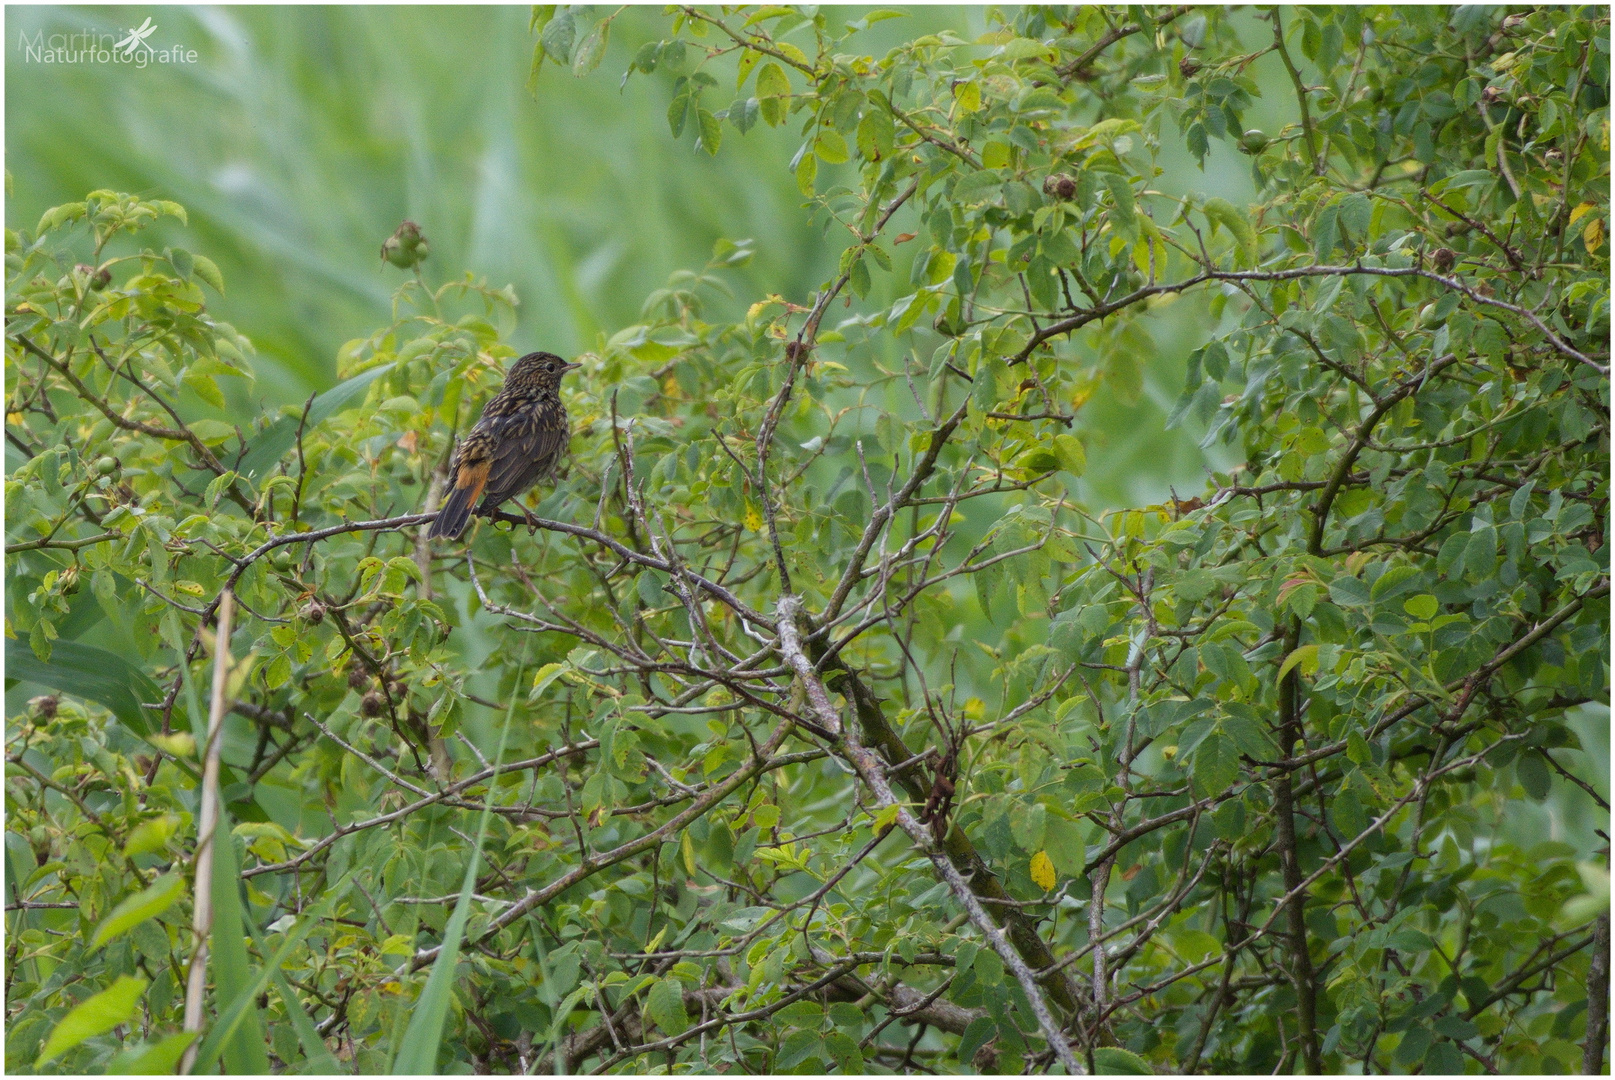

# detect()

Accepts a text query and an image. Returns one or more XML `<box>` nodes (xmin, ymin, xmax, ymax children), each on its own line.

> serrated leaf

<box><xmin>540</xmin><ymin>10</ymin><xmax>575</xmax><ymax>64</ymax></box>
<box><xmin>857</xmin><ymin>108</ymin><xmax>894</xmax><ymax>159</ymax></box>
<box><xmin>644</xmin><ymin>976</ymin><xmax>688</xmax><ymax>1035</ymax></box>
<box><xmin>572</xmin><ymin>19</ymin><xmax>608</xmax><ymax>75</ymax></box>
<box><xmin>795</xmin><ymin>151</ymin><xmax>817</xmax><ymax>195</ymax></box>
<box><xmin>815</xmin><ymin>128</ymin><xmax>849</xmax><ymax>163</ymax></box>
<box><xmin>1192</xmin><ymin>730</ymin><xmax>1240</xmax><ymax>795</ymax></box>
<box><xmin>1053</xmin><ymin>433</ymin><xmax>1086</xmax><ymax>476</ymax></box>
<box><xmin>756</xmin><ymin>63</ymin><xmax>790</xmax><ymax>126</ymax></box>
<box><xmin>698</xmin><ymin>109</ymin><xmax>722</xmax><ymax>155</ymax></box>
<box><xmin>190</xmin><ymin>254</ymin><xmax>225</xmax><ymax>294</ymax></box>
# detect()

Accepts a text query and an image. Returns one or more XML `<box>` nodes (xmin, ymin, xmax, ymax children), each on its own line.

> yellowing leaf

<box><xmin>744</xmin><ymin>504</ymin><xmax>764</xmax><ymax>532</ymax></box>
<box><xmin>1404</xmin><ymin>594</ymin><xmax>1439</xmax><ymax>620</ymax></box>
<box><xmin>148</xmin><ymin>732</ymin><xmax>196</xmax><ymax>759</ymax></box>
<box><xmin>1276</xmin><ymin>644</ymin><xmax>1319</xmax><ymax>682</ymax></box>
<box><xmin>1584</xmin><ymin>216</ymin><xmax>1604</xmax><ymax>253</ymax></box>
<box><xmin>955</xmin><ymin>80</ymin><xmax>982</xmax><ymax>113</ymax></box>
<box><xmin>1030</xmin><ymin>850</ymin><xmax>1057</xmax><ymax>890</ymax></box>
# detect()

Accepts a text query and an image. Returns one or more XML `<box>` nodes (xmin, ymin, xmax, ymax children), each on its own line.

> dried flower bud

<box><xmin>348</xmin><ymin>667</ymin><xmax>372</xmax><ymax>691</ymax></box>
<box><xmin>360</xmin><ymin>691</ymin><xmax>386</xmax><ymax>718</ymax></box>
<box><xmin>1178</xmin><ymin>56</ymin><xmax>1201</xmax><ymax>79</ymax></box>
<box><xmin>30</xmin><ymin>695</ymin><xmax>58</xmax><ymax>720</ymax></box>
<box><xmin>1431</xmin><ymin>247</ymin><xmax>1457</xmax><ymax>273</ymax></box>
<box><xmin>302</xmin><ymin>601</ymin><xmax>326</xmax><ymax>625</ymax></box>
<box><xmin>1042</xmin><ymin>173</ymin><xmax>1078</xmax><ymax>200</ymax></box>
<box><xmin>76</xmin><ymin>263</ymin><xmax>112</xmax><ymax>291</ymax></box>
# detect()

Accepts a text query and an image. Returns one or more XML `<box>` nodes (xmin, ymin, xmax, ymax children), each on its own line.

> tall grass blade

<box><xmin>178</xmin><ymin>593</ymin><xmax>270</xmax><ymax>1074</ymax></box>
<box><xmin>193</xmin><ymin>871</ymin><xmax>353</xmax><ymax>1073</ymax></box>
<box><xmin>390</xmin><ymin>653</ymin><xmax>524</xmax><ymax>1074</ymax></box>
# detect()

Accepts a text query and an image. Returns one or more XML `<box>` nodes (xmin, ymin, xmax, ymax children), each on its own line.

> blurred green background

<box><xmin>7</xmin><ymin>5</ymin><xmax>1605</xmax><ymax>850</ymax></box>
<box><xmin>5</xmin><ymin>4</ymin><xmax>1278</xmax><ymax>508</ymax></box>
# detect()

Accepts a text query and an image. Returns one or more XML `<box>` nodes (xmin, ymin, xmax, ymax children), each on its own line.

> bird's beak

<box><xmin>562</xmin><ymin>361</ymin><xmax>582</xmax><ymax>372</ymax></box>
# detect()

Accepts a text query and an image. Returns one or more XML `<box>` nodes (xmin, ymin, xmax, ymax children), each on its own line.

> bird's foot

<box><xmin>521</xmin><ymin>506</ymin><xmax>542</xmax><ymax>535</ymax></box>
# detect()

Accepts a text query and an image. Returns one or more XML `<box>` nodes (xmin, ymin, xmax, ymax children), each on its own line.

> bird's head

<box><xmin>509</xmin><ymin>351</ymin><xmax>581</xmax><ymax>387</ymax></box>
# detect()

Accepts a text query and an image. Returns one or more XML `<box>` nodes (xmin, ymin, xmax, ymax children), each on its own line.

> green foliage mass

<box><xmin>5</xmin><ymin>5</ymin><xmax>1610</xmax><ymax>1075</ymax></box>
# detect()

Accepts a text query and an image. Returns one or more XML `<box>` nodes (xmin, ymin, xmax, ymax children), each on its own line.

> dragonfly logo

<box><xmin>18</xmin><ymin>18</ymin><xmax>197</xmax><ymax>67</ymax></box>
<box><xmin>113</xmin><ymin>18</ymin><xmax>156</xmax><ymax>58</ymax></box>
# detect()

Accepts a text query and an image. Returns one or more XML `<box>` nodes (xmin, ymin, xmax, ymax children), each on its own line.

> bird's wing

<box><xmin>479</xmin><ymin>409</ymin><xmax>569</xmax><ymax>507</ymax></box>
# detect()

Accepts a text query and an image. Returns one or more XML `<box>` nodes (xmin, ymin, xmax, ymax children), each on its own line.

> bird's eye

<box><xmin>544</xmin><ymin>362</ymin><xmax>553</xmax><ymax>371</ymax></box>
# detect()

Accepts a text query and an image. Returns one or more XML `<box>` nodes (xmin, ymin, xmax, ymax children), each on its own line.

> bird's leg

<box><xmin>520</xmin><ymin>505</ymin><xmax>542</xmax><ymax>536</ymax></box>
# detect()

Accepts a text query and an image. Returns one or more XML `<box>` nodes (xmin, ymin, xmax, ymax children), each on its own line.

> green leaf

<box><xmin>36</xmin><ymin>975</ymin><xmax>147</xmax><ymax>1066</ymax></box>
<box><xmin>37</xmin><ymin>201</ymin><xmax>88</xmax><ymax>234</ymax></box>
<box><xmin>1517</xmin><ymin>751</ymin><xmax>1551</xmax><ymax>801</ymax></box>
<box><xmin>5</xmin><ymin>639</ymin><xmax>162</xmax><ymax>736</ymax></box>
<box><xmin>1370</xmin><ymin>564</ymin><xmax>1420</xmax><ymax>601</ymax></box>
<box><xmin>795</xmin><ymin>151</ymin><xmax>818</xmax><ymax>195</ymax></box>
<box><xmin>236</xmin><ymin>362</ymin><xmax>395</xmax><ymax>480</ymax></box>
<box><xmin>823</xmin><ymin>1030</ymin><xmax>865</xmax><ymax>1072</ymax></box>
<box><xmin>857</xmin><ymin>107</ymin><xmax>895</xmax><ymax>159</ymax></box>
<box><xmin>1103</xmin><ymin>173</ymin><xmax>1137</xmax><ymax>234</ymax></box>
<box><xmin>1201</xmin><ymin>197</ymin><xmax>1258</xmax><ymax>267</ymax></box>
<box><xmin>1404</xmin><ymin>594</ymin><xmax>1438</xmax><ymax>620</ymax></box>
<box><xmin>1192</xmin><ymin>730</ymin><xmax>1241</xmax><ymax>795</ymax></box>
<box><xmin>698</xmin><ymin>108</ymin><xmax>722</xmax><ymax>155</ymax></box>
<box><xmin>644</xmin><ymin>976</ymin><xmax>689</xmax><ymax>1035</ymax></box>
<box><xmin>815</xmin><ymin>128</ymin><xmax>849</xmax><ymax>164</ymax></box>
<box><xmin>571</xmin><ymin>18</ymin><xmax>608</xmax><ymax>75</ymax></box>
<box><xmin>1053</xmin><ymin>433</ymin><xmax>1086</xmax><ymax>476</ymax></box>
<box><xmin>756</xmin><ymin>63</ymin><xmax>790</xmax><ymax>126</ymax></box>
<box><xmin>540</xmin><ymin>10</ymin><xmax>575</xmax><ymax>64</ymax></box>
<box><xmin>1094</xmin><ymin>1045</ymin><xmax>1154</xmax><ymax>1073</ymax></box>
<box><xmin>123</xmin><ymin>814</ymin><xmax>181</xmax><ymax>857</ymax></box>
<box><xmin>668</xmin><ymin>90</ymin><xmax>692</xmax><ymax>138</ymax></box>
<box><xmin>393</xmin><ymin>656</ymin><xmax>525</xmax><ymax>1074</ymax></box>
<box><xmin>107</xmin><ymin>1030</ymin><xmax>199</xmax><ymax>1075</ymax></box>
<box><xmin>190</xmin><ymin>874</ymin><xmax>347</xmax><ymax>1074</ymax></box>
<box><xmin>204</xmin><ymin>801</ymin><xmax>272</xmax><ymax>1075</ymax></box>
<box><xmin>190</xmin><ymin>254</ymin><xmax>225</xmax><ymax>294</ymax></box>
<box><xmin>1276</xmin><ymin>644</ymin><xmax>1318</xmax><ymax>683</ymax></box>
<box><xmin>728</xmin><ymin>96</ymin><xmax>760</xmax><ymax>134</ymax></box>
<box><xmin>91</xmin><ymin>873</ymin><xmax>185</xmax><ymax>948</ymax></box>
<box><xmin>1347</xmin><ymin>731</ymin><xmax>1373</xmax><ymax>767</ymax></box>
<box><xmin>530</xmin><ymin>662</ymin><xmax>569</xmax><ymax>698</ymax></box>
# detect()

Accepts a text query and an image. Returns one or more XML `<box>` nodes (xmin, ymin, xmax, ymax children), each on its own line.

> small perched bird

<box><xmin>429</xmin><ymin>351</ymin><xmax>580</xmax><ymax>540</ymax></box>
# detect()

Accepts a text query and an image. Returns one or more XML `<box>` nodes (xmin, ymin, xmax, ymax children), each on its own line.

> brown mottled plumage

<box><xmin>429</xmin><ymin>351</ymin><xmax>579</xmax><ymax>540</ymax></box>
